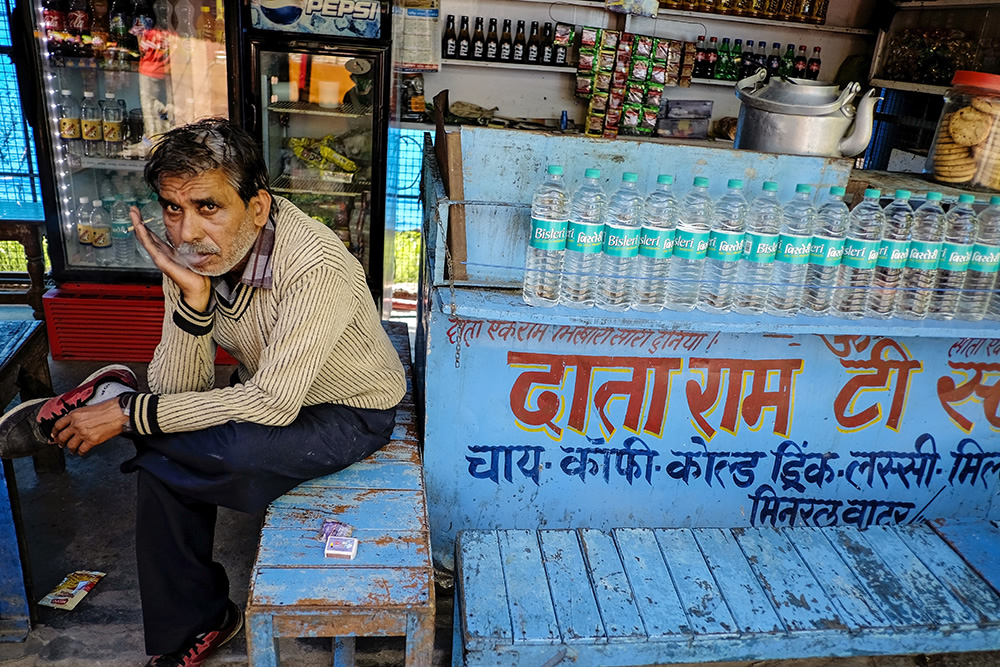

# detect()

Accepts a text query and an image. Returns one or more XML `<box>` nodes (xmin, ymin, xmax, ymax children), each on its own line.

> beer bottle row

<box><xmin>441</xmin><ymin>14</ymin><xmax>569</xmax><ymax>66</ymax></box>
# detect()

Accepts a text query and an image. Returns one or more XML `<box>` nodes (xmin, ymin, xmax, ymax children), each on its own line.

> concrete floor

<box><xmin>0</xmin><ymin>305</ymin><xmax>999</xmax><ymax>667</ymax></box>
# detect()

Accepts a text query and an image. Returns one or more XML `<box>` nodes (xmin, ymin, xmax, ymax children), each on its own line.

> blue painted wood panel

<box><xmin>268</xmin><ymin>489</ymin><xmax>426</xmax><ymax>532</ymax></box>
<box><xmin>497</xmin><ymin>530</ymin><xmax>560</xmax><ymax>645</ymax></box>
<box><xmin>537</xmin><ymin>530</ymin><xmax>605</xmax><ymax>643</ymax></box>
<box><xmin>295</xmin><ymin>461</ymin><xmax>423</xmax><ymax>491</ymax></box>
<box><xmin>932</xmin><ymin>520</ymin><xmax>1000</xmax><ymax>593</ymax></box>
<box><xmin>256</xmin><ymin>528</ymin><xmax>429</xmax><ymax>569</ymax></box>
<box><xmin>457</xmin><ymin>531</ymin><xmax>513</xmax><ymax>649</ymax></box>
<box><xmin>578</xmin><ymin>529</ymin><xmax>644</xmax><ymax>641</ymax></box>
<box><xmin>653</xmin><ymin>528</ymin><xmax>737</xmax><ymax>636</ymax></box>
<box><xmin>252</xmin><ymin>566</ymin><xmax>431</xmax><ymax>608</ymax></box>
<box><xmin>613</xmin><ymin>528</ymin><xmax>690</xmax><ymax>639</ymax></box>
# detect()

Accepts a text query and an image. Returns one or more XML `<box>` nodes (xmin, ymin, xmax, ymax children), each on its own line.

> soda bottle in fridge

<box><xmin>58</xmin><ymin>89</ymin><xmax>82</xmax><ymax>156</ymax></box>
<box><xmin>81</xmin><ymin>91</ymin><xmax>104</xmax><ymax>157</ymax></box>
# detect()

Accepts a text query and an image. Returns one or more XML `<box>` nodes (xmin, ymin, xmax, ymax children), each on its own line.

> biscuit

<box><xmin>935</xmin><ymin>173</ymin><xmax>974</xmax><ymax>183</ymax></box>
<box><xmin>949</xmin><ymin>106</ymin><xmax>994</xmax><ymax>146</ymax></box>
<box><xmin>972</xmin><ymin>96</ymin><xmax>1000</xmax><ymax>116</ymax></box>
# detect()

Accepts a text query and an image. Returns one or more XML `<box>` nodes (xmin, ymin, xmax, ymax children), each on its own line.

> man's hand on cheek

<box><xmin>50</xmin><ymin>400</ymin><xmax>130</xmax><ymax>456</ymax></box>
<box><xmin>133</xmin><ymin>206</ymin><xmax>212</xmax><ymax>311</ymax></box>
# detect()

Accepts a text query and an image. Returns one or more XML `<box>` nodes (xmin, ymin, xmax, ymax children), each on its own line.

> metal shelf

<box><xmin>266</xmin><ymin>101</ymin><xmax>373</xmax><ymax>118</ymax></box>
<box><xmin>271</xmin><ymin>174</ymin><xmax>369</xmax><ymax>197</ymax></box>
<box><xmin>870</xmin><ymin>78</ymin><xmax>949</xmax><ymax>96</ymax></box>
<box><xmin>693</xmin><ymin>77</ymin><xmax>737</xmax><ymax>86</ymax></box>
<box><xmin>441</xmin><ymin>59</ymin><xmax>575</xmax><ymax>73</ymax></box>
<box><xmin>649</xmin><ymin>7</ymin><xmax>876</xmax><ymax>35</ymax></box>
<box><xmin>74</xmin><ymin>156</ymin><xmax>148</xmax><ymax>172</ymax></box>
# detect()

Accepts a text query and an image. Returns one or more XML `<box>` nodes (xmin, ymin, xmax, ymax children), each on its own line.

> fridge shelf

<box><xmin>271</xmin><ymin>174</ymin><xmax>369</xmax><ymax>197</ymax></box>
<box><xmin>267</xmin><ymin>101</ymin><xmax>373</xmax><ymax>118</ymax></box>
<box><xmin>73</xmin><ymin>157</ymin><xmax>148</xmax><ymax>172</ymax></box>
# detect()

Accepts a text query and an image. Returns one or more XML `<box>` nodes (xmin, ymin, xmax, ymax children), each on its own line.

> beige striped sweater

<box><xmin>130</xmin><ymin>197</ymin><xmax>406</xmax><ymax>436</ymax></box>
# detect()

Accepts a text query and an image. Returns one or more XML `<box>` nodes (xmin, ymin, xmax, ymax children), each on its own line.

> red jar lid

<box><xmin>951</xmin><ymin>70</ymin><xmax>1000</xmax><ymax>92</ymax></box>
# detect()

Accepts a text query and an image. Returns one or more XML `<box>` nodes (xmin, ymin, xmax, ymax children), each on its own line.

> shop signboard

<box><xmin>251</xmin><ymin>0</ymin><xmax>381</xmax><ymax>37</ymax></box>
<box><xmin>423</xmin><ymin>302</ymin><xmax>1000</xmax><ymax>566</ymax></box>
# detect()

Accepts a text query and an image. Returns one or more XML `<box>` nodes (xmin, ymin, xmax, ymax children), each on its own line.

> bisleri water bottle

<box><xmin>897</xmin><ymin>192</ymin><xmax>946</xmax><ymax>321</ymax></box>
<box><xmin>802</xmin><ymin>186</ymin><xmax>849</xmax><ymax>316</ymax></box>
<box><xmin>831</xmin><ymin>189</ymin><xmax>884</xmax><ymax>320</ymax></box>
<box><xmin>766</xmin><ymin>183</ymin><xmax>816</xmax><ymax>317</ymax></box>
<box><xmin>561</xmin><ymin>169</ymin><xmax>607</xmax><ymax>309</ymax></box>
<box><xmin>867</xmin><ymin>189</ymin><xmax>913</xmax><ymax>320</ymax></box>
<box><xmin>929</xmin><ymin>193</ymin><xmax>977</xmax><ymax>321</ymax></box>
<box><xmin>665</xmin><ymin>176</ymin><xmax>713</xmax><ymax>312</ymax></box>
<box><xmin>597</xmin><ymin>172</ymin><xmax>643</xmax><ymax>312</ymax></box>
<box><xmin>733</xmin><ymin>181</ymin><xmax>782</xmax><ymax>315</ymax></box>
<box><xmin>631</xmin><ymin>175</ymin><xmax>677</xmax><ymax>312</ymax></box>
<box><xmin>699</xmin><ymin>179</ymin><xmax>748</xmax><ymax>313</ymax></box>
<box><xmin>523</xmin><ymin>165</ymin><xmax>570</xmax><ymax>307</ymax></box>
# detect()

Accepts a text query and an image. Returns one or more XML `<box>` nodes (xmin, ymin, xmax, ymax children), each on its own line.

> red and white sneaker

<box><xmin>145</xmin><ymin>601</ymin><xmax>244</xmax><ymax>667</ymax></box>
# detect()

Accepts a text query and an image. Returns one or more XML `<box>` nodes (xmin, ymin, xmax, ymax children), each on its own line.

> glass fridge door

<box><xmin>259</xmin><ymin>49</ymin><xmax>375</xmax><ymax>274</ymax></box>
<box><xmin>35</xmin><ymin>0</ymin><xmax>230</xmax><ymax>274</ymax></box>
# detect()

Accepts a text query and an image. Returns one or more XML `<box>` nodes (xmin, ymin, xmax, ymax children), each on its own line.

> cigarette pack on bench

<box><xmin>325</xmin><ymin>536</ymin><xmax>359</xmax><ymax>559</ymax></box>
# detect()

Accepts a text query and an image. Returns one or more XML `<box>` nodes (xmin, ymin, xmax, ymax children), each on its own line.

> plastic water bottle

<box><xmin>832</xmin><ymin>189</ymin><xmax>884</xmax><ymax>320</ymax></box>
<box><xmin>80</xmin><ymin>91</ymin><xmax>104</xmax><ymax>158</ymax></box>
<box><xmin>699</xmin><ymin>179</ymin><xmax>748</xmax><ymax>313</ymax></box>
<box><xmin>632</xmin><ymin>175</ymin><xmax>678</xmax><ymax>312</ymax></box>
<box><xmin>523</xmin><ymin>165</ymin><xmax>570</xmax><ymax>307</ymax></box>
<box><xmin>982</xmin><ymin>198</ymin><xmax>1000</xmax><ymax>321</ymax></box>
<box><xmin>927</xmin><ymin>194</ymin><xmax>977</xmax><ymax>320</ymax></box>
<box><xmin>803</xmin><ymin>186</ymin><xmax>849</xmax><ymax>316</ymax></box>
<box><xmin>733</xmin><ymin>181</ymin><xmax>782</xmax><ymax>315</ymax></box>
<box><xmin>75</xmin><ymin>196</ymin><xmax>94</xmax><ymax>262</ymax></box>
<box><xmin>90</xmin><ymin>199</ymin><xmax>113</xmax><ymax>266</ymax></box>
<box><xmin>767</xmin><ymin>183</ymin><xmax>816</xmax><ymax>317</ymax></box>
<box><xmin>958</xmin><ymin>196</ymin><xmax>1000</xmax><ymax>321</ymax></box>
<box><xmin>867</xmin><ymin>189</ymin><xmax>913</xmax><ymax>319</ymax></box>
<box><xmin>665</xmin><ymin>176</ymin><xmax>713</xmax><ymax>312</ymax></box>
<box><xmin>58</xmin><ymin>90</ymin><xmax>82</xmax><ymax>157</ymax></box>
<box><xmin>561</xmin><ymin>169</ymin><xmax>607</xmax><ymax>309</ymax></box>
<box><xmin>110</xmin><ymin>197</ymin><xmax>135</xmax><ymax>265</ymax></box>
<box><xmin>102</xmin><ymin>92</ymin><xmax>125</xmax><ymax>158</ymax></box>
<box><xmin>897</xmin><ymin>192</ymin><xmax>946</xmax><ymax>321</ymax></box>
<box><xmin>597</xmin><ymin>172</ymin><xmax>643</xmax><ymax>312</ymax></box>
<box><xmin>137</xmin><ymin>195</ymin><xmax>165</xmax><ymax>265</ymax></box>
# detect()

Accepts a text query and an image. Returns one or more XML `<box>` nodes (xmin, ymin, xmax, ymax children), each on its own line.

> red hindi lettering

<box><xmin>833</xmin><ymin>339</ymin><xmax>921</xmax><ymax>431</ymax></box>
<box><xmin>937</xmin><ymin>361</ymin><xmax>1000</xmax><ymax>433</ymax></box>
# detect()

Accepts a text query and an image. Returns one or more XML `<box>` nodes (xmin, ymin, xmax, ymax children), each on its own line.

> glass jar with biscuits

<box><xmin>927</xmin><ymin>71</ymin><xmax>1000</xmax><ymax>193</ymax></box>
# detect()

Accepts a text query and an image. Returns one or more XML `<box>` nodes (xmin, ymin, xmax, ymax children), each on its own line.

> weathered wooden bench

<box><xmin>1</xmin><ymin>320</ymin><xmax>61</xmax><ymax>641</ymax></box>
<box><xmin>454</xmin><ymin>522</ymin><xmax>1000</xmax><ymax>667</ymax></box>
<box><xmin>246</xmin><ymin>322</ymin><xmax>435</xmax><ymax>666</ymax></box>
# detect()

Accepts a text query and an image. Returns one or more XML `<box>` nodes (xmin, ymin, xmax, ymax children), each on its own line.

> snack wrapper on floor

<box><xmin>38</xmin><ymin>570</ymin><xmax>106</xmax><ymax>610</ymax></box>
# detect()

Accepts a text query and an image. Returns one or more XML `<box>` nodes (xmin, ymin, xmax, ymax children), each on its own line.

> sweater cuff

<box><xmin>132</xmin><ymin>393</ymin><xmax>162</xmax><ymax>436</ymax></box>
<box><xmin>172</xmin><ymin>296</ymin><xmax>214</xmax><ymax>336</ymax></box>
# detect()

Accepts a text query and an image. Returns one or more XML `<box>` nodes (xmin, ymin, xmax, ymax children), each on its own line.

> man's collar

<box><xmin>213</xmin><ymin>216</ymin><xmax>276</xmax><ymax>302</ymax></box>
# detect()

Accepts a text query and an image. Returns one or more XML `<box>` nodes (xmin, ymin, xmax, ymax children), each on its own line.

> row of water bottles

<box><xmin>522</xmin><ymin>166</ymin><xmax>1000</xmax><ymax>321</ymax></box>
<box><xmin>73</xmin><ymin>193</ymin><xmax>164</xmax><ymax>266</ymax></box>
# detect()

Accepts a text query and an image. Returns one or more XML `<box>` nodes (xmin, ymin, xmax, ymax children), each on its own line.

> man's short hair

<box><xmin>145</xmin><ymin>118</ymin><xmax>277</xmax><ymax>218</ymax></box>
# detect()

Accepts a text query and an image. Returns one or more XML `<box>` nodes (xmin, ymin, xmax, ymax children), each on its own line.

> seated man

<box><xmin>0</xmin><ymin>118</ymin><xmax>406</xmax><ymax>666</ymax></box>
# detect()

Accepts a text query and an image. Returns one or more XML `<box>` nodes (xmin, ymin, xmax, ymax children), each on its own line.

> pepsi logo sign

<box><xmin>303</xmin><ymin>0</ymin><xmax>378</xmax><ymax>19</ymax></box>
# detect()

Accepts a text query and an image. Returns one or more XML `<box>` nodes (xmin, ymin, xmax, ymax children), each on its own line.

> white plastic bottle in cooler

<box><xmin>929</xmin><ymin>193</ymin><xmax>977</xmax><ymax>321</ymax></box>
<box><xmin>733</xmin><ymin>181</ymin><xmax>782</xmax><ymax>315</ymax></box>
<box><xmin>110</xmin><ymin>197</ymin><xmax>135</xmax><ymax>265</ymax></box>
<box><xmin>897</xmin><ymin>192</ymin><xmax>946</xmax><ymax>321</ymax></box>
<box><xmin>665</xmin><ymin>176</ymin><xmax>713</xmax><ymax>312</ymax></box>
<box><xmin>137</xmin><ymin>195</ymin><xmax>166</xmax><ymax>265</ymax></box>
<box><xmin>632</xmin><ymin>174</ymin><xmax>678</xmax><ymax>312</ymax></box>
<box><xmin>102</xmin><ymin>91</ymin><xmax>125</xmax><ymax>158</ymax></box>
<box><xmin>802</xmin><ymin>186</ymin><xmax>849</xmax><ymax>316</ymax></box>
<box><xmin>867</xmin><ymin>189</ymin><xmax>913</xmax><ymax>319</ymax></box>
<box><xmin>80</xmin><ymin>91</ymin><xmax>104</xmax><ymax>158</ymax></box>
<box><xmin>831</xmin><ymin>188</ymin><xmax>884</xmax><ymax>320</ymax></box>
<box><xmin>958</xmin><ymin>196</ymin><xmax>1000</xmax><ymax>321</ymax></box>
<box><xmin>58</xmin><ymin>90</ymin><xmax>82</xmax><ymax>157</ymax></box>
<box><xmin>597</xmin><ymin>172</ymin><xmax>643</xmax><ymax>312</ymax></box>
<box><xmin>522</xmin><ymin>165</ymin><xmax>570</xmax><ymax>307</ymax></box>
<box><xmin>561</xmin><ymin>169</ymin><xmax>607</xmax><ymax>309</ymax></box>
<box><xmin>766</xmin><ymin>183</ymin><xmax>816</xmax><ymax>317</ymax></box>
<box><xmin>75</xmin><ymin>196</ymin><xmax>94</xmax><ymax>263</ymax></box>
<box><xmin>90</xmin><ymin>199</ymin><xmax>113</xmax><ymax>266</ymax></box>
<box><xmin>699</xmin><ymin>179</ymin><xmax>748</xmax><ymax>313</ymax></box>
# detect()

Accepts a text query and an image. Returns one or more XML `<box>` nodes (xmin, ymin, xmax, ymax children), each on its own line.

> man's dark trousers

<box><xmin>123</xmin><ymin>402</ymin><xmax>397</xmax><ymax>655</ymax></box>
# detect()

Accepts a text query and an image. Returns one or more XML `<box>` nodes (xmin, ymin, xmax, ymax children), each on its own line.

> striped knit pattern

<box><xmin>132</xmin><ymin>197</ymin><xmax>406</xmax><ymax>436</ymax></box>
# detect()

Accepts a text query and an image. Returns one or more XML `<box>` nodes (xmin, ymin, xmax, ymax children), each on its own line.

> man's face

<box><xmin>157</xmin><ymin>169</ymin><xmax>271</xmax><ymax>277</ymax></box>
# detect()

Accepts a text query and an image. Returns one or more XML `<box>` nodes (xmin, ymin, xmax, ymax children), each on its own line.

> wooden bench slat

<box><xmin>267</xmin><ymin>489</ymin><xmax>427</xmax><ymax>532</ymax></box>
<box><xmin>357</xmin><ymin>440</ymin><xmax>422</xmax><ymax>465</ymax></box>
<box><xmin>579</xmin><ymin>529</ymin><xmax>645</xmax><ymax>641</ymax></box>
<box><xmin>654</xmin><ymin>528</ymin><xmax>738</xmax><ymax>636</ymax></box>
<box><xmin>256</xmin><ymin>528</ymin><xmax>430</xmax><ymax>569</ymax></box>
<box><xmin>613</xmin><ymin>528</ymin><xmax>690</xmax><ymax>639</ymax></box>
<box><xmin>932</xmin><ymin>520</ymin><xmax>1000</xmax><ymax>593</ymax></box>
<box><xmin>896</xmin><ymin>524</ymin><xmax>1000</xmax><ymax>622</ymax></box>
<box><xmin>537</xmin><ymin>530</ymin><xmax>606</xmax><ymax>643</ymax></box>
<box><xmin>251</xmin><ymin>566</ymin><xmax>431</xmax><ymax>609</ymax></box>
<box><xmin>694</xmin><ymin>528</ymin><xmax>784</xmax><ymax>634</ymax></box>
<box><xmin>826</xmin><ymin>527</ymin><xmax>929</xmax><ymax>628</ymax></box>
<box><xmin>861</xmin><ymin>526</ymin><xmax>979</xmax><ymax>629</ymax></box>
<box><xmin>457</xmin><ymin>530</ymin><xmax>513</xmax><ymax>647</ymax></box>
<box><xmin>781</xmin><ymin>528</ymin><xmax>889</xmax><ymax>629</ymax></box>
<box><xmin>295</xmin><ymin>461</ymin><xmax>423</xmax><ymax>491</ymax></box>
<box><xmin>498</xmin><ymin>530</ymin><xmax>560</xmax><ymax>645</ymax></box>
<box><xmin>734</xmin><ymin>527</ymin><xmax>842</xmax><ymax>632</ymax></box>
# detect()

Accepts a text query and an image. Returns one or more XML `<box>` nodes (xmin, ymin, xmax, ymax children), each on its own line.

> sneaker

<box><xmin>145</xmin><ymin>600</ymin><xmax>244</xmax><ymax>667</ymax></box>
<box><xmin>36</xmin><ymin>364</ymin><xmax>139</xmax><ymax>438</ymax></box>
<box><xmin>0</xmin><ymin>397</ymin><xmax>50</xmax><ymax>459</ymax></box>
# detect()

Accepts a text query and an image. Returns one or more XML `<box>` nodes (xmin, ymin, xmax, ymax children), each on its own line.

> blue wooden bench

<box><xmin>245</xmin><ymin>322</ymin><xmax>435</xmax><ymax>666</ymax></box>
<box><xmin>454</xmin><ymin>522</ymin><xmax>1000</xmax><ymax>666</ymax></box>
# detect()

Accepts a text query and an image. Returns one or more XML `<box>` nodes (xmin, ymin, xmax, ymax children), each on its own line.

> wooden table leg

<box><xmin>21</xmin><ymin>222</ymin><xmax>47</xmax><ymax>322</ymax></box>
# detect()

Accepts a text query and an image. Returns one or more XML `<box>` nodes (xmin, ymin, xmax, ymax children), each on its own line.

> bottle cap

<box><xmin>864</xmin><ymin>188</ymin><xmax>881</xmax><ymax>198</ymax></box>
<box><xmin>959</xmin><ymin>194</ymin><xmax>975</xmax><ymax>204</ymax></box>
<box><xmin>657</xmin><ymin>174</ymin><xmax>673</xmax><ymax>185</ymax></box>
<box><xmin>584</xmin><ymin>168</ymin><xmax>601</xmax><ymax>179</ymax></box>
<box><xmin>93</xmin><ymin>200</ymin><xmax>102</xmax><ymax>207</ymax></box>
<box><xmin>698</xmin><ymin>35</ymin><xmax>705</xmax><ymax>40</ymax></box>
<box><xmin>894</xmin><ymin>189</ymin><xmax>911</xmax><ymax>199</ymax></box>
<box><xmin>830</xmin><ymin>186</ymin><xmax>846</xmax><ymax>196</ymax></box>
<box><xmin>763</xmin><ymin>181</ymin><xmax>778</xmax><ymax>192</ymax></box>
<box><xmin>991</xmin><ymin>196</ymin><xmax>1000</xmax><ymax>206</ymax></box>
<box><xmin>795</xmin><ymin>183</ymin><xmax>812</xmax><ymax>194</ymax></box>
<box><xmin>693</xmin><ymin>176</ymin><xmax>709</xmax><ymax>187</ymax></box>
<box><xmin>83</xmin><ymin>91</ymin><xmax>94</xmax><ymax>97</ymax></box>
<box><xmin>623</xmin><ymin>172</ymin><xmax>638</xmax><ymax>183</ymax></box>
<box><xmin>105</xmin><ymin>92</ymin><xmax>115</xmax><ymax>98</ymax></box>
<box><xmin>814</xmin><ymin>47</ymin><xmax>821</xmax><ymax>53</ymax></box>
<box><xmin>727</xmin><ymin>179</ymin><xmax>743</xmax><ymax>188</ymax></box>
<box><xmin>61</xmin><ymin>89</ymin><xmax>71</xmax><ymax>95</ymax></box>
<box><xmin>79</xmin><ymin>196</ymin><xmax>90</xmax><ymax>204</ymax></box>
<box><xmin>547</xmin><ymin>165</ymin><xmax>563</xmax><ymax>175</ymax></box>
<box><xmin>926</xmin><ymin>191</ymin><xmax>943</xmax><ymax>201</ymax></box>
